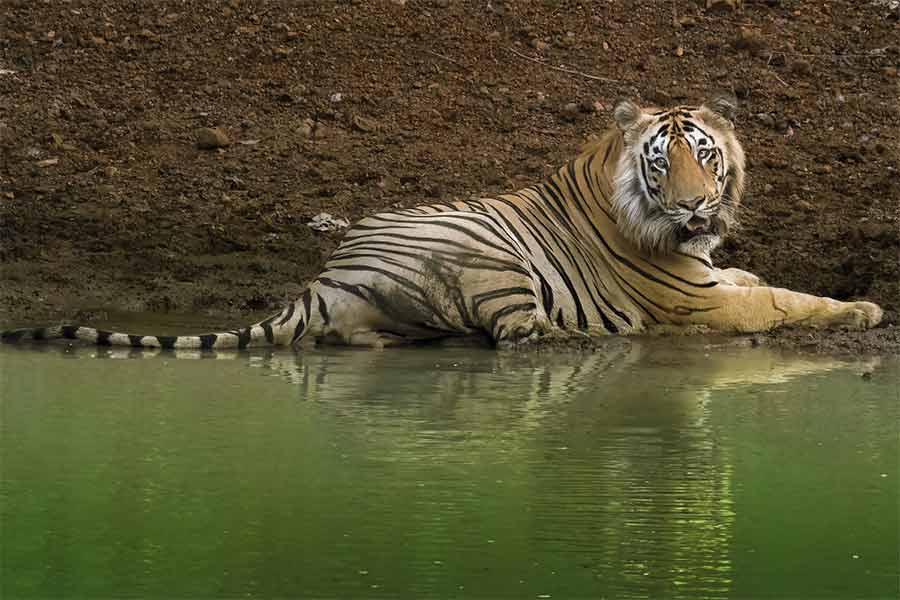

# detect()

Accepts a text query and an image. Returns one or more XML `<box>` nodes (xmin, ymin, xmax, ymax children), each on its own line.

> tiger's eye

<box><xmin>652</xmin><ymin>157</ymin><xmax>668</xmax><ymax>170</ymax></box>
<box><xmin>697</xmin><ymin>148</ymin><xmax>710</xmax><ymax>161</ymax></box>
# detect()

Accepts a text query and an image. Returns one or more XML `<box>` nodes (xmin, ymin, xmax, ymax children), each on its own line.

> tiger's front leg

<box><xmin>697</xmin><ymin>284</ymin><xmax>883</xmax><ymax>333</ymax></box>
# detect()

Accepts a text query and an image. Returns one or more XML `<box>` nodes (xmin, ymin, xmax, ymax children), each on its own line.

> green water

<box><xmin>1</xmin><ymin>341</ymin><xmax>897</xmax><ymax>599</ymax></box>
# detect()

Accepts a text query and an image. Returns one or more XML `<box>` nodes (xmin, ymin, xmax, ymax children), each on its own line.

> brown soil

<box><xmin>1</xmin><ymin>0</ymin><xmax>898</xmax><ymax>354</ymax></box>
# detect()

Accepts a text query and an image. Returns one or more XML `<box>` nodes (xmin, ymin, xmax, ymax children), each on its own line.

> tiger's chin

<box><xmin>675</xmin><ymin>214</ymin><xmax>727</xmax><ymax>259</ymax></box>
<box><xmin>677</xmin><ymin>233</ymin><xmax>721</xmax><ymax>259</ymax></box>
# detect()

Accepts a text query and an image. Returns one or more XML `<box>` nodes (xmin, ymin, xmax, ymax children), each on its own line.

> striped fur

<box><xmin>0</xmin><ymin>97</ymin><xmax>883</xmax><ymax>349</ymax></box>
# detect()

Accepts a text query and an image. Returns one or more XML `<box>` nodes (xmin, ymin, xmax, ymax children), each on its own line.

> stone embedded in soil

<box><xmin>299</xmin><ymin>118</ymin><xmax>315</xmax><ymax>138</ymax></box>
<box><xmin>351</xmin><ymin>115</ymin><xmax>379</xmax><ymax>133</ymax></box>
<box><xmin>791</xmin><ymin>59</ymin><xmax>812</xmax><ymax>76</ymax></box>
<box><xmin>756</xmin><ymin>112</ymin><xmax>776</xmax><ymax>129</ymax></box>
<box><xmin>196</xmin><ymin>127</ymin><xmax>230</xmax><ymax>149</ymax></box>
<box><xmin>733</xmin><ymin>28</ymin><xmax>765</xmax><ymax>55</ymax></box>
<box><xmin>560</xmin><ymin>102</ymin><xmax>580</xmax><ymax>122</ymax></box>
<box><xmin>706</xmin><ymin>0</ymin><xmax>741</xmax><ymax>13</ymax></box>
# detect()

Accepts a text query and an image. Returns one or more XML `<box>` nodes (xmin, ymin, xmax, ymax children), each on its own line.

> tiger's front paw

<box><xmin>841</xmin><ymin>302</ymin><xmax>883</xmax><ymax>330</ymax></box>
<box><xmin>716</xmin><ymin>267</ymin><xmax>764</xmax><ymax>287</ymax></box>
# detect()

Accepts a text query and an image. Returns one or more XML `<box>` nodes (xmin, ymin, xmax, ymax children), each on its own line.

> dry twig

<box><xmin>507</xmin><ymin>47</ymin><xmax>619</xmax><ymax>83</ymax></box>
<box><xmin>423</xmin><ymin>49</ymin><xmax>471</xmax><ymax>71</ymax></box>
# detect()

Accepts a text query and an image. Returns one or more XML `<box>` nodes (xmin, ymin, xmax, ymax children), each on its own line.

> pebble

<box><xmin>196</xmin><ymin>127</ymin><xmax>230</xmax><ymax>149</ymax></box>
<box><xmin>560</xmin><ymin>102</ymin><xmax>580</xmax><ymax>122</ymax></box>
<box><xmin>813</xmin><ymin>164</ymin><xmax>832</xmax><ymax>175</ymax></box>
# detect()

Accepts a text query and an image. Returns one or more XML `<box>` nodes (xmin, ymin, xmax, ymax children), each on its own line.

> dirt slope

<box><xmin>1</xmin><ymin>0</ymin><xmax>898</xmax><ymax>353</ymax></box>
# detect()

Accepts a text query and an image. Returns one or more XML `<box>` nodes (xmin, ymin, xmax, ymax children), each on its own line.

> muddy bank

<box><xmin>1</xmin><ymin>1</ymin><xmax>898</xmax><ymax>353</ymax></box>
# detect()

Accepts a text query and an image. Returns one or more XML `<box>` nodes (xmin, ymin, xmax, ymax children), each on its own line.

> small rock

<box><xmin>812</xmin><ymin>164</ymin><xmax>832</xmax><ymax>175</ymax></box>
<box><xmin>763</xmin><ymin>183</ymin><xmax>774</xmax><ymax>193</ymax></box>
<box><xmin>35</xmin><ymin>158</ymin><xmax>59</xmax><ymax>168</ymax></box>
<box><xmin>756</xmin><ymin>112</ymin><xmax>775</xmax><ymax>129</ymax></box>
<box><xmin>675</xmin><ymin>45</ymin><xmax>684</xmax><ymax>57</ymax></box>
<box><xmin>774</xmin><ymin>118</ymin><xmax>790</xmax><ymax>134</ymax></box>
<box><xmin>307</xmin><ymin>212</ymin><xmax>349</xmax><ymax>232</ymax></box>
<box><xmin>299</xmin><ymin>119</ymin><xmax>315</xmax><ymax>138</ymax></box>
<box><xmin>0</xmin><ymin>122</ymin><xmax>13</xmax><ymax>148</ymax></box>
<box><xmin>884</xmin><ymin>66</ymin><xmax>898</xmax><ymax>78</ymax></box>
<box><xmin>103</xmin><ymin>166</ymin><xmax>118</xmax><ymax>177</ymax></box>
<box><xmin>797</xmin><ymin>200</ymin><xmax>815</xmax><ymax>211</ymax></box>
<box><xmin>677</xmin><ymin>16</ymin><xmax>697</xmax><ymax>28</ymax></box>
<box><xmin>351</xmin><ymin>115</ymin><xmax>379</xmax><ymax>133</ymax></box>
<box><xmin>791</xmin><ymin>58</ymin><xmax>812</xmax><ymax>76</ymax></box>
<box><xmin>560</xmin><ymin>102</ymin><xmax>580</xmax><ymax>122</ymax></box>
<box><xmin>329</xmin><ymin>92</ymin><xmax>344</xmax><ymax>103</ymax></box>
<box><xmin>531</xmin><ymin>39</ymin><xmax>550</xmax><ymax>51</ymax></box>
<box><xmin>733</xmin><ymin>27</ymin><xmax>765</xmax><ymax>55</ymax></box>
<box><xmin>706</xmin><ymin>0</ymin><xmax>742</xmax><ymax>14</ymax></box>
<box><xmin>197</xmin><ymin>127</ymin><xmax>230</xmax><ymax>149</ymax></box>
<box><xmin>272</xmin><ymin>46</ymin><xmax>291</xmax><ymax>60</ymax></box>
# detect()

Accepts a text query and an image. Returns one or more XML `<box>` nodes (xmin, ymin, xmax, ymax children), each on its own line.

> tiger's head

<box><xmin>610</xmin><ymin>95</ymin><xmax>745</xmax><ymax>258</ymax></box>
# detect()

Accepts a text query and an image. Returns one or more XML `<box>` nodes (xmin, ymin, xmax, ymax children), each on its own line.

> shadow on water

<box><xmin>1</xmin><ymin>339</ymin><xmax>897</xmax><ymax>599</ymax></box>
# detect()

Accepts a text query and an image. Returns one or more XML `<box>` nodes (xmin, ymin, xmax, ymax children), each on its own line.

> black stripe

<box><xmin>128</xmin><ymin>335</ymin><xmax>144</xmax><ymax>348</ymax></box>
<box><xmin>302</xmin><ymin>289</ymin><xmax>312</xmax><ymax>322</ymax></box>
<box><xmin>491</xmin><ymin>196</ymin><xmax>589</xmax><ymax>330</ymax></box>
<box><xmin>261</xmin><ymin>321</ymin><xmax>274</xmax><ymax>344</ymax></box>
<box><xmin>317</xmin><ymin>293</ymin><xmax>330</xmax><ymax>325</ymax></box>
<box><xmin>331</xmin><ymin>247</ymin><xmax>531</xmax><ymax>277</ymax></box>
<box><xmin>156</xmin><ymin>336</ymin><xmax>176</xmax><ymax>350</ymax></box>
<box><xmin>237</xmin><ymin>328</ymin><xmax>251</xmax><ymax>350</ymax></box>
<box><xmin>487</xmin><ymin>302</ymin><xmax>537</xmax><ymax>337</ymax></box>
<box><xmin>471</xmin><ymin>287</ymin><xmax>535</xmax><ymax>316</ymax></box>
<box><xmin>96</xmin><ymin>330</ymin><xmax>112</xmax><ymax>346</ymax></box>
<box><xmin>199</xmin><ymin>334</ymin><xmax>217</xmax><ymax>350</ymax></box>
<box><xmin>556</xmin><ymin>309</ymin><xmax>565</xmax><ymax>329</ymax></box>
<box><xmin>291</xmin><ymin>318</ymin><xmax>306</xmax><ymax>344</ymax></box>
<box><xmin>371</xmin><ymin>215</ymin><xmax>523</xmax><ymax>261</ymax></box>
<box><xmin>535</xmin><ymin>266</ymin><xmax>554</xmax><ymax>314</ymax></box>
<box><xmin>276</xmin><ymin>302</ymin><xmax>296</xmax><ymax>326</ymax></box>
<box><xmin>61</xmin><ymin>325</ymin><xmax>79</xmax><ymax>340</ymax></box>
<box><xmin>32</xmin><ymin>328</ymin><xmax>47</xmax><ymax>341</ymax></box>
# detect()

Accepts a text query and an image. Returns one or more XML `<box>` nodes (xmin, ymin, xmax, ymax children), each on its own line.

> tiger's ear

<box><xmin>705</xmin><ymin>93</ymin><xmax>738</xmax><ymax>124</ymax></box>
<box><xmin>613</xmin><ymin>99</ymin><xmax>645</xmax><ymax>131</ymax></box>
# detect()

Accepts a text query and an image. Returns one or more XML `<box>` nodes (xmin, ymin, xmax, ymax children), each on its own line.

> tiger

<box><xmin>0</xmin><ymin>95</ymin><xmax>883</xmax><ymax>350</ymax></box>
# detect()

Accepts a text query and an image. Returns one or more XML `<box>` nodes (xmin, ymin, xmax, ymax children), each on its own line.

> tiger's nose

<box><xmin>678</xmin><ymin>196</ymin><xmax>705</xmax><ymax>211</ymax></box>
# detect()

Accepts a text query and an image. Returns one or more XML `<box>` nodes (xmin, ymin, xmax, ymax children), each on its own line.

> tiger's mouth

<box><xmin>678</xmin><ymin>214</ymin><xmax>722</xmax><ymax>241</ymax></box>
<box><xmin>685</xmin><ymin>215</ymin><xmax>710</xmax><ymax>234</ymax></box>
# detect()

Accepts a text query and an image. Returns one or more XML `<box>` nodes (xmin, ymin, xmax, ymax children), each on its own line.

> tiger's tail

<box><xmin>0</xmin><ymin>286</ymin><xmax>327</xmax><ymax>350</ymax></box>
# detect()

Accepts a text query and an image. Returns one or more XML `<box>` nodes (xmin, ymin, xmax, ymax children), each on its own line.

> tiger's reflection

<box><xmin>13</xmin><ymin>340</ymin><xmax>877</xmax><ymax>597</ymax></box>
